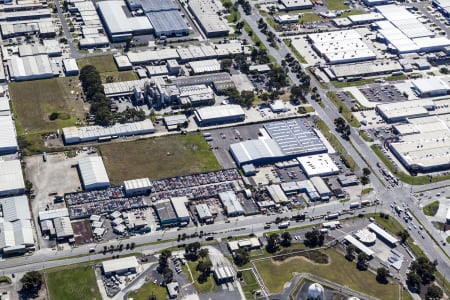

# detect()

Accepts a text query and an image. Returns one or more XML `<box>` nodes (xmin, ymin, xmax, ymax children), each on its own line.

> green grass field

<box><xmin>9</xmin><ymin>77</ymin><xmax>87</xmax><ymax>134</ymax></box>
<box><xmin>241</xmin><ymin>270</ymin><xmax>260</xmax><ymax>299</ymax></box>
<box><xmin>128</xmin><ymin>281</ymin><xmax>167</xmax><ymax>300</ymax></box>
<box><xmin>99</xmin><ymin>133</ymin><xmax>221</xmax><ymax>184</ymax></box>
<box><xmin>423</xmin><ymin>201</ymin><xmax>440</xmax><ymax>216</ymax></box>
<box><xmin>100</xmin><ymin>70</ymin><xmax>138</xmax><ymax>83</ymax></box>
<box><xmin>46</xmin><ymin>266</ymin><xmax>100</xmax><ymax>300</ymax></box>
<box><xmin>326</xmin><ymin>92</ymin><xmax>361</xmax><ymax>127</ymax></box>
<box><xmin>255</xmin><ymin>249</ymin><xmax>399</xmax><ymax>299</ymax></box>
<box><xmin>77</xmin><ymin>55</ymin><xmax>118</xmax><ymax>73</ymax></box>
<box><xmin>326</xmin><ymin>0</ymin><xmax>349</xmax><ymax>10</ymax></box>
<box><xmin>300</xmin><ymin>13</ymin><xmax>323</xmax><ymax>23</ymax></box>
<box><xmin>186</xmin><ymin>260</ymin><xmax>218</xmax><ymax>294</ymax></box>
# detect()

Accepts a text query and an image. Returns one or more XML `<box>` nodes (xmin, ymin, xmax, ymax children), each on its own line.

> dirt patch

<box><xmin>72</xmin><ymin>220</ymin><xmax>93</xmax><ymax>246</ymax></box>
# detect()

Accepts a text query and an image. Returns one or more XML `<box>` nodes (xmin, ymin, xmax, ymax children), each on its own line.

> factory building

<box><xmin>7</xmin><ymin>55</ymin><xmax>55</xmax><ymax>81</ymax></box>
<box><xmin>179</xmin><ymin>84</ymin><xmax>215</xmax><ymax>107</ymax></box>
<box><xmin>154</xmin><ymin>199</ymin><xmax>179</xmax><ymax>226</ymax></box>
<box><xmin>53</xmin><ymin>216</ymin><xmax>74</xmax><ymax>240</ymax></box>
<box><xmin>114</xmin><ymin>55</ymin><xmax>133</xmax><ymax>71</ymax></box>
<box><xmin>297</xmin><ymin>154</ymin><xmax>339</xmax><ymax>177</ymax></box>
<box><xmin>124</xmin><ymin>178</ymin><xmax>152</xmax><ymax>196</ymax></box>
<box><xmin>97</xmin><ymin>1</ymin><xmax>153</xmax><ymax>42</ymax></box>
<box><xmin>187</xmin><ymin>0</ymin><xmax>230</xmax><ymax>37</ymax></box>
<box><xmin>62</xmin><ymin>119</ymin><xmax>154</xmax><ymax>144</ymax></box>
<box><xmin>102</xmin><ymin>256</ymin><xmax>139</xmax><ymax>276</ymax></box>
<box><xmin>0</xmin><ymin>160</ymin><xmax>25</xmax><ymax>197</ymax></box>
<box><xmin>171</xmin><ymin>196</ymin><xmax>190</xmax><ymax>224</ymax></box>
<box><xmin>196</xmin><ymin>204</ymin><xmax>213</xmax><ymax>223</ymax></box>
<box><xmin>194</xmin><ymin>105</ymin><xmax>245</xmax><ymax>126</ymax></box>
<box><xmin>78</xmin><ymin>156</ymin><xmax>111</xmax><ymax>191</ymax></box>
<box><xmin>146</xmin><ymin>11</ymin><xmax>189</xmax><ymax>37</ymax></box>
<box><xmin>309</xmin><ymin>177</ymin><xmax>332</xmax><ymax>200</ymax></box>
<box><xmin>279</xmin><ymin>0</ymin><xmax>312</xmax><ymax>10</ymax></box>
<box><xmin>229</xmin><ymin>139</ymin><xmax>285</xmax><ymax>167</ymax></box>
<box><xmin>376</xmin><ymin>99</ymin><xmax>435</xmax><ymax>123</ymax></box>
<box><xmin>266</xmin><ymin>184</ymin><xmax>288</xmax><ymax>203</ymax></box>
<box><xmin>0</xmin><ymin>115</ymin><xmax>18</xmax><ymax>154</ymax></box>
<box><xmin>411</xmin><ymin>78</ymin><xmax>450</xmax><ymax>97</ymax></box>
<box><xmin>219</xmin><ymin>191</ymin><xmax>244</xmax><ymax>217</ymax></box>
<box><xmin>188</xmin><ymin>59</ymin><xmax>221</xmax><ymax>75</ymax></box>
<box><xmin>307</xmin><ymin>30</ymin><xmax>376</xmax><ymax>64</ymax></box>
<box><xmin>163</xmin><ymin>115</ymin><xmax>188</xmax><ymax>131</ymax></box>
<box><xmin>63</xmin><ymin>58</ymin><xmax>79</xmax><ymax>76</ymax></box>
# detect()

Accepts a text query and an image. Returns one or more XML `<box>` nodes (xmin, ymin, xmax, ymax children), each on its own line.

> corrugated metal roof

<box><xmin>38</xmin><ymin>208</ymin><xmax>69</xmax><ymax>221</ymax></box>
<box><xmin>229</xmin><ymin>139</ymin><xmax>284</xmax><ymax>166</ymax></box>
<box><xmin>1</xmin><ymin>195</ymin><xmax>31</xmax><ymax>222</ymax></box>
<box><xmin>102</xmin><ymin>256</ymin><xmax>139</xmax><ymax>273</ymax></box>
<box><xmin>146</xmin><ymin>10</ymin><xmax>189</xmax><ymax>36</ymax></box>
<box><xmin>124</xmin><ymin>178</ymin><xmax>152</xmax><ymax>192</ymax></box>
<box><xmin>78</xmin><ymin>156</ymin><xmax>110</xmax><ymax>189</ymax></box>
<box><xmin>0</xmin><ymin>115</ymin><xmax>18</xmax><ymax>153</ymax></box>
<box><xmin>171</xmin><ymin>196</ymin><xmax>190</xmax><ymax>219</ymax></box>
<box><xmin>54</xmin><ymin>216</ymin><xmax>74</xmax><ymax>238</ymax></box>
<box><xmin>98</xmin><ymin>1</ymin><xmax>152</xmax><ymax>35</ymax></box>
<box><xmin>0</xmin><ymin>160</ymin><xmax>25</xmax><ymax>195</ymax></box>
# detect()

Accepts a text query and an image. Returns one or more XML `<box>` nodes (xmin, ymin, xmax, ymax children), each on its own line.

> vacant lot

<box><xmin>9</xmin><ymin>77</ymin><xmax>87</xmax><ymax>134</ymax></box>
<box><xmin>255</xmin><ymin>249</ymin><xmax>399</xmax><ymax>300</ymax></box>
<box><xmin>99</xmin><ymin>133</ymin><xmax>221</xmax><ymax>184</ymax></box>
<box><xmin>423</xmin><ymin>200</ymin><xmax>440</xmax><ymax>216</ymax></box>
<box><xmin>77</xmin><ymin>55</ymin><xmax>118</xmax><ymax>73</ymax></box>
<box><xmin>46</xmin><ymin>266</ymin><xmax>100</xmax><ymax>300</ymax></box>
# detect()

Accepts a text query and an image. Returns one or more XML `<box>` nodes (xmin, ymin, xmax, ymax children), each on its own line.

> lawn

<box><xmin>9</xmin><ymin>77</ymin><xmax>87</xmax><ymax>134</ymax></box>
<box><xmin>423</xmin><ymin>201</ymin><xmax>440</xmax><ymax>216</ymax></box>
<box><xmin>326</xmin><ymin>0</ymin><xmax>349</xmax><ymax>10</ymax></box>
<box><xmin>255</xmin><ymin>249</ymin><xmax>399</xmax><ymax>299</ymax></box>
<box><xmin>300</xmin><ymin>13</ymin><xmax>322</xmax><ymax>23</ymax></box>
<box><xmin>331</xmin><ymin>78</ymin><xmax>376</xmax><ymax>88</ymax></box>
<box><xmin>243</xmin><ymin>21</ymin><xmax>266</xmax><ymax>51</ymax></box>
<box><xmin>241</xmin><ymin>270</ymin><xmax>260</xmax><ymax>299</ymax></box>
<box><xmin>99</xmin><ymin>133</ymin><xmax>221</xmax><ymax>184</ymax></box>
<box><xmin>186</xmin><ymin>260</ymin><xmax>217</xmax><ymax>294</ymax></box>
<box><xmin>46</xmin><ymin>266</ymin><xmax>100</xmax><ymax>300</ymax></box>
<box><xmin>100</xmin><ymin>70</ymin><xmax>137</xmax><ymax>83</ymax></box>
<box><xmin>128</xmin><ymin>281</ymin><xmax>167</xmax><ymax>300</ymax></box>
<box><xmin>359</xmin><ymin>130</ymin><xmax>373</xmax><ymax>142</ymax></box>
<box><xmin>77</xmin><ymin>55</ymin><xmax>118</xmax><ymax>73</ymax></box>
<box><xmin>326</xmin><ymin>92</ymin><xmax>361</xmax><ymax>127</ymax></box>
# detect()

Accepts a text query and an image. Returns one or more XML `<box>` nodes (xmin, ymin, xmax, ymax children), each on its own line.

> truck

<box><xmin>349</xmin><ymin>202</ymin><xmax>361</xmax><ymax>209</ymax></box>
<box><xmin>395</xmin><ymin>206</ymin><xmax>403</xmax><ymax>213</ymax></box>
<box><xmin>278</xmin><ymin>221</ymin><xmax>290</xmax><ymax>229</ymax></box>
<box><xmin>361</xmin><ymin>200</ymin><xmax>371</xmax><ymax>206</ymax></box>
<box><xmin>324</xmin><ymin>213</ymin><xmax>339</xmax><ymax>220</ymax></box>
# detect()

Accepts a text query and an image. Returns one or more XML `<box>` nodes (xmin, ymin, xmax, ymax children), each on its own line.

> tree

<box><xmin>162</xmin><ymin>268</ymin><xmax>173</xmax><ymax>284</ymax></box>
<box><xmin>304</xmin><ymin>230</ymin><xmax>324</xmax><ymax>248</ymax></box>
<box><xmin>221</xmin><ymin>58</ymin><xmax>233</xmax><ymax>71</ymax></box>
<box><xmin>426</xmin><ymin>284</ymin><xmax>443</xmax><ymax>300</ymax></box>
<box><xmin>196</xmin><ymin>259</ymin><xmax>212</xmax><ymax>274</ymax></box>
<box><xmin>357</xmin><ymin>252</ymin><xmax>369</xmax><ymax>270</ymax></box>
<box><xmin>362</xmin><ymin>168</ymin><xmax>371</xmax><ymax>177</ymax></box>
<box><xmin>266</xmin><ymin>233</ymin><xmax>280</xmax><ymax>253</ymax></box>
<box><xmin>198</xmin><ymin>248</ymin><xmax>209</xmax><ymax>260</ymax></box>
<box><xmin>234</xmin><ymin>248</ymin><xmax>250</xmax><ymax>266</ymax></box>
<box><xmin>346</xmin><ymin>244</ymin><xmax>356</xmax><ymax>260</ymax></box>
<box><xmin>411</xmin><ymin>257</ymin><xmax>437</xmax><ymax>284</ymax></box>
<box><xmin>360</xmin><ymin>176</ymin><xmax>370</xmax><ymax>186</ymax></box>
<box><xmin>280</xmin><ymin>231</ymin><xmax>292</xmax><ymax>247</ymax></box>
<box><xmin>376</xmin><ymin>267</ymin><xmax>389</xmax><ymax>284</ymax></box>
<box><xmin>185</xmin><ymin>242</ymin><xmax>201</xmax><ymax>261</ymax></box>
<box><xmin>397</xmin><ymin>230</ymin><xmax>409</xmax><ymax>243</ymax></box>
<box><xmin>407</xmin><ymin>271</ymin><xmax>421</xmax><ymax>291</ymax></box>
<box><xmin>158</xmin><ymin>250</ymin><xmax>171</xmax><ymax>272</ymax></box>
<box><xmin>290</xmin><ymin>84</ymin><xmax>307</xmax><ymax>100</ymax></box>
<box><xmin>20</xmin><ymin>271</ymin><xmax>43</xmax><ymax>296</ymax></box>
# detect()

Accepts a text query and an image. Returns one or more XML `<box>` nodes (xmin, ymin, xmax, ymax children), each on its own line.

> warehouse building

<box><xmin>229</xmin><ymin>139</ymin><xmax>285</xmax><ymax>167</ymax></box>
<box><xmin>0</xmin><ymin>97</ymin><xmax>9</xmax><ymax>116</ymax></box>
<box><xmin>196</xmin><ymin>204</ymin><xmax>213</xmax><ymax>223</ymax></box>
<box><xmin>63</xmin><ymin>58</ymin><xmax>79</xmax><ymax>76</ymax></box>
<box><xmin>53</xmin><ymin>216</ymin><xmax>74</xmax><ymax>240</ymax></box>
<box><xmin>78</xmin><ymin>156</ymin><xmax>110</xmax><ymax>191</ymax></box>
<box><xmin>266</xmin><ymin>184</ymin><xmax>288</xmax><ymax>203</ymax></box>
<box><xmin>0</xmin><ymin>160</ymin><xmax>25</xmax><ymax>197</ymax></box>
<box><xmin>188</xmin><ymin>59</ymin><xmax>221</xmax><ymax>74</ymax></box>
<box><xmin>188</xmin><ymin>0</ymin><xmax>230</xmax><ymax>37</ymax></box>
<box><xmin>62</xmin><ymin>119</ymin><xmax>154</xmax><ymax>144</ymax></box>
<box><xmin>411</xmin><ymin>78</ymin><xmax>450</xmax><ymax>97</ymax></box>
<box><xmin>171</xmin><ymin>196</ymin><xmax>190</xmax><ymax>224</ymax></box>
<box><xmin>219</xmin><ymin>191</ymin><xmax>244</xmax><ymax>217</ymax></box>
<box><xmin>310</xmin><ymin>177</ymin><xmax>332</xmax><ymax>200</ymax></box>
<box><xmin>38</xmin><ymin>208</ymin><xmax>69</xmax><ymax>222</ymax></box>
<box><xmin>124</xmin><ymin>178</ymin><xmax>152</xmax><ymax>196</ymax></box>
<box><xmin>179</xmin><ymin>84</ymin><xmax>215</xmax><ymax>107</ymax></box>
<box><xmin>280</xmin><ymin>0</ymin><xmax>312</xmax><ymax>10</ymax></box>
<box><xmin>0</xmin><ymin>115</ymin><xmax>18</xmax><ymax>154</ymax></box>
<box><xmin>146</xmin><ymin>11</ymin><xmax>189</xmax><ymax>37</ymax></box>
<box><xmin>367</xmin><ymin>223</ymin><xmax>399</xmax><ymax>246</ymax></box>
<box><xmin>7</xmin><ymin>55</ymin><xmax>55</xmax><ymax>81</ymax></box>
<box><xmin>228</xmin><ymin>237</ymin><xmax>261</xmax><ymax>252</ymax></box>
<box><xmin>433</xmin><ymin>0</ymin><xmax>450</xmax><ymax>17</ymax></box>
<box><xmin>1</xmin><ymin>196</ymin><xmax>31</xmax><ymax>221</ymax></box>
<box><xmin>154</xmin><ymin>199</ymin><xmax>178</xmax><ymax>226</ymax></box>
<box><xmin>114</xmin><ymin>55</ymin><xmax>133</xmax><ymax>71</ymax></box>
<box><xmin>264</xmin><ymin>119</ymin><xmax>327</xmax><ymax>156</ymax></box>
<box><xmin>297</xmin><ymin>154</ymin><xmax>339</xmax><ymax>177</ymax></box>
<box><xmin>102</xmin><ymin>256</ymin><xmax>139</xmax><ymax>276</ymax></box>
<box><xmin>327</xmin><ymin>59</ymin><xmax>402</xmax><ymax>79</ymax></box>
<box><xmin>194</xmin><ymin>105</ymin><xmax>245</xmax><ymax>126</ymax></box>
<box><xmin>376</xmin><ymin>99</ymin><xmax>435</xmax><ymax>123</ymax></box>
<box><xmin>78</xmin><ymin>36</ymin><xmax>110</xmax><ymax>49</ymax></box>
<box><xmin>307</xmin><ymin>30</ymin><xmax>376</xmax><ymax>64</ymax></box>
<box><xmin>163</xmin><ymin>115</ymin><xmax>188</xmax><ymax>131</ymax></box>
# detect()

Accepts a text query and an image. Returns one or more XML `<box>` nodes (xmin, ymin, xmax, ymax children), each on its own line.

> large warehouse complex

<box><xmin>0</xmin><ymin>160</ymin><xmax>25</xmax><ymax>197</ymax></box>
<box><xmin>78</xmin><ymin>156</ymin><xmax>111</xmax><ymax>191</ymax></box>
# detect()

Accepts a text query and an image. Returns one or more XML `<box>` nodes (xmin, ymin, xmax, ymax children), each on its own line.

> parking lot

<box><xmin>359</xmin><ymin>84</ymin><xmax>407</xmax><ymax>103</ymax></box>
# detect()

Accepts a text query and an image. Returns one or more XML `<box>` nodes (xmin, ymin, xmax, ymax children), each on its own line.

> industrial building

<box><xmin>266</xmin><ymin>184</ymin><xmax>288</xmax><ymax>203</ymax></box>
<box><xmin>114</xmin><ymin>55</ymin><xmax>133</xmax><ymax>71</ymax></box>
<box><xmin>124</xmin><ymin>178</ymin><xmax>152</xmax><ymax>196</ymax></box>
<box><xmin>187</xmin><ymin>0</ymin><xmax>230</xmax><ymax>37</ymax></box>
<box><xmin>1</xmin><ymin>196</ymin><xmax>31</xmax><ymax>221</ymax></box>
<box><xmin>307</xmin><ymin>30</ymin><xmax>376</xmax><ymax>64</ymax></box>
<box><xmin>219</xmin><ymin>191</ymin><xmax>244</xmax><ymax>217</ymax></box>
<box><xmin>376</xmin><ymin>99</ymin><xmax>435</xmax><ymax>123</ymax></box>
<box><xmin>146</xmin><ymin>11</ymin><xmax>189</xmax><ymax>37</ymax></box>
<box><xmin>194</xmin><ymin>105</ymin><xmax>245</xmax><ymax>126</ymax></box>
<box><xmin>279</xmin><ymin>0</ymin><xmax>312</xmax><ymax>10</ymax></box>
<box><xmin>179</xmin><ymin>85</ymin><xmax>215</xmax><ymax>106</ymax></box>
<box><xmin>62</xmin><ymin>119</ymin><xmax>155</xmax><ymax>144</ymax></box>
<box><xmin>309</xmin><ymin>177</ymin><xmax>332</xmax><ymax>200</ymax></box>
<box><xmin>163</xmin><ymin>115</ymin><xmax>188</xmax><ymax>131</ymax></box>
<box><xmin>0</xmin><ymin>115</ymin><xmax>18</xmax><ymax>154</ymax></box>
<box><xmin>367</xmin><ymin>223</ymin><xmax>399</xmax><ymax>246</ymax></box>
<box><xmin>97</xmin><ymin>1</ymin><xmax>153</xmax><ymax>42</ymax></box>
<box><xmin>327</xmin><ymin>59</ymin><xmax>403</xmax><ymax>79</ymax></box>
<box><xmin>375</xmin><ymin>5</ymin><xmax>450</xmax><ymax>54</ymax></box>
<box><xmin>167</xmin><ymin>282</ymin><xmax>179</xmax><ymax>299</ymax></box>
<box><xmin>188</xmin><ymin>59</ymin><xmax>221</xmax><ymax>74</ymax></box>
<box><xmin>63</xmin><ymin>58</ymin><xmax>79</xmax><ymax>76</ymax></box>
<box><xmin>412</xmin><ymin>78</ymin><xmax>450</xmax><ymax>97</ymax></box>
<box><xmin>264</xmin><ymin>119</ymin><xmax>327</xmax><ymax>156</ymax></box>
<box><xmin>269</xmin><ymin>100</ymin><xmax>287</xmax><ymax>113</ymax></box>
<box><xmin>78</xmin><ymin>157</ymin><xmax>111</xmax><ymax>191</ymax></box>
<box><xmin>196</xmin><ymin>204</ymin><xmax>213</xmax><ymax>223</ymax></box>
<box><xmin>297</xmin><ymin>154</ymin><xmax>339</xmax><ymax>177</ymax></box>
<box><xmin>170</xmin><ymin>196</ymin><xmax>190</xmax><ymax>224</ymax></box>
<box><xmin>7</xmin><ymin>55</ymin><xmax>55</xmax><ymax>81</ymax></box>
<box><xmin>102</xmin><ymin>256</ymin><xmax>139</xmax><ymax>276</ymax></box>
<box><xmin>0</xmin><ymin>160</ymin><xmax>25</xmax><ymax>197</ymax></box>
<box><xmin>229</xmin><ymin>139</ymin><xmax>285</xmax><ymax>167</ymax></box>
<box><xmin>154</xmin><ymin>199</ymin><xmax>179</xmax><ymax>226</ymax></box>
<box><xmin>433</xmin><ymin>0</ymin><xmax>450</xmax><ymax>17</ymax></box>
<box><xmin>344</xmin><ymin>235</ymin><xmax>374</xmax><ymax>257</ymax></box>
<box><xmin>228</xmin><ymin>237</ymin><xmax>261</xmax><ymax>252</ymax></box>
<box><xmin>53</xmin><ymin>216</ymin><xmax>74</xmax><ymax>240</ymax></box>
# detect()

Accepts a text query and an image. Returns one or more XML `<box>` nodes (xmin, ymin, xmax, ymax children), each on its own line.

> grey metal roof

<box><xmin>264</xmin><ymin>119</ymin><xmax>327</xmax><ymax>156</ymax></box>
<box><xmin>0</xmin><ymin>115</ymin><xmax>18</xmax><ymax>153</ymax></box>
<box><xmin>54</xmin><ymin>216</ymin><xmax>74</xmax><ymax>238</ymax></box>
<box><xmin>229</xmin><ymin>139</ymin><xmax>285</xmax><ymax>166</ymax></box>
<box><xmin>1</xmin><ymin>196</ymin><xmax>31</xmax><ymax>222</ymax></box>
<box><xmin>38</xmin><ymin>208</ymin><xmax>69</xmax><ymax>221</ymax></box>
<box><xmin>98</xmin><ymin>1</ymin><xmax>152</xmax><ymax>35</ymax></box>
<box><xmin>0</xmin><ymin>160</ymin><xmax>25</xmax><ymax>195</ymax></box>
<box><xmin>218</xmin><ymin>191</ymin><xmax>244</xmax><ymax>216</ymax></box>
<box><xmin>128</xmin><ymin>0</ymin><xmax>178</xmax><ymax>11</ymax></box>
<box><xmin>146</xmin><ymin>10</ymin><xmax>189</xmax><ymax>35</ymax></box>
<box><xmin>78</xmin><ymin>156</ymin><xmax>110</xmax><ymax>189</ymax></box>
<box><xmin>154</xmin><ymin>199</ymin><xmax>177</xmax><ymax>222</ymax></box>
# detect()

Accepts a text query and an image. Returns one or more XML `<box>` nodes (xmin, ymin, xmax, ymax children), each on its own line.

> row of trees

<box><xmin>79</xmin><ymin>65</ymin><xmax>113</xmax><ymax>126</ymax></box>
<box><xmin>334</xmin><ymin>117</ymin><xmax>351</xmax><ymax>140</ymax></box>
<box><xmin>266</xmin><ymin>232</ymin><xmax>293</xmax><ymax>253</ymax></box>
